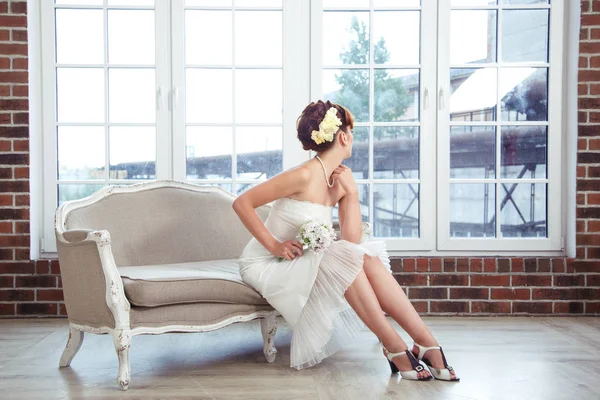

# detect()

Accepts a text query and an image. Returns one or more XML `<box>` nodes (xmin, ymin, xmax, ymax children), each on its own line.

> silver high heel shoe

<box><xmin>411</xmin><ymin>342</ymin><xmax>460</xmax><ymax>382</ymax></box>
<box><xmin>382</xmin><ymin>344</ymin><xmax>432</xmax><ymax>381</ymax></box>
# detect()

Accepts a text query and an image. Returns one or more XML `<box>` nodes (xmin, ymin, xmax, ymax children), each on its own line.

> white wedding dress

<box><xmin>238</xmin><ymin>196</ymin><xmax>392</xmax><ymax>370</ymax></box>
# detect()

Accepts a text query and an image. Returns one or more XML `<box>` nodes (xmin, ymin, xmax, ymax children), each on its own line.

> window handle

<box><xmin>156</xmin><ymin>86</ymin><xmax>167</xmax><ymax>110</ymax></box>
<box><xmin>423</xmin><ymin>88</ymin><xmax>429</xmax><ymax>110</ymax></box>
<box><xmin>439</xmin><ymin>87</ymin><xmax>445</xmax><ymax>110</ymax></box>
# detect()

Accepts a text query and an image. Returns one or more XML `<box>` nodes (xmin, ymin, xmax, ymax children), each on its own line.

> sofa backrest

<box><xmin>58</xmin><ymin>181</ymin><xmax>271</xmax><ymax>267</ymax></box>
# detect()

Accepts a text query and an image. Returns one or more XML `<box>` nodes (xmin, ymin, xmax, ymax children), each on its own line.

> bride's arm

<box><xmin>338</xmin><ymin>190</ymin><xmax>362</xmax><ymax>244</ymax></box>
<box><xmin>232</xmin><ymin>166</ymin><xmax>310</xmax><ymax>252</ymax></box>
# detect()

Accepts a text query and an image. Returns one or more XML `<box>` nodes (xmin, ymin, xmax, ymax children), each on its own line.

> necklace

<box><xmin>315</xmin><ymin>155</ymin><xmax>334</xmax><ymax>188</ymax></box>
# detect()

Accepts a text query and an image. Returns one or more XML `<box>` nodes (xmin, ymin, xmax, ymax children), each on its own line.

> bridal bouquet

<box><xmin>278</xmin><ymin>220</ymin><xmax>337</xmax><ymax>261</ymax></box>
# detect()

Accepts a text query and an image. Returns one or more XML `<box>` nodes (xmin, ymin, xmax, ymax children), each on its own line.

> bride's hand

<box><xmin>331</xmin><ymin>164</ymin><xmax>358</xmax><ymax>194</ymax></box>
<box><xmin>270</xmin><ymin>240</ymin><xmax>304</xmax><ymax>260</ymax></box>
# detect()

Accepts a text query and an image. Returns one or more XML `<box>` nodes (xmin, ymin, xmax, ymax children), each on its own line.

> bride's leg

<box><xmin>362</xmin><ymin>255</ymin><xmax>457</xmax><ymax>379</ymax></box>
<box><xmin>344</xmin><ymin>268</ymin><xmax>430</xmax><ymax>379</ymax></box>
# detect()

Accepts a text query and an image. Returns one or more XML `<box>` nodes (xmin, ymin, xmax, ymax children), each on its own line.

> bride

<box><xmin>233</xmin><ymin>100</ymin><xmax>459</xmax><ymax>381</ymax></box>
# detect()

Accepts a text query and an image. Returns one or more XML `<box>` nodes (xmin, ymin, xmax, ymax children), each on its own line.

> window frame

<box><xmin>436</xmin><ymin>0</ymin><xmax>564</xmax><ymax>252</ymax></box>
<box><xmin>39</xmin><ymin>0</ymin><xmax>309</xmax><ymax>254</ymax></box>
<box><xmin>34</xmin><ymin>0</ymin><xmax>571</xmax><ymax>257</ymax></box>
<box><xmin>40</xmin><ymin>0</ymin><xmax>172</xmax><ymax>254</ymax></box>
<box><xmin>310</xmin><ymin>0</ymin><xmax>438</xmax><ymax>252</ymax></box>
<box><xmin>170</xmin><ymin>0</ymin><xmax>309</xmax><ymax>186</ymax></box>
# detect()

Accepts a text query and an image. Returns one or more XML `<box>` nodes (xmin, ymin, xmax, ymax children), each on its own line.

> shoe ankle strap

<box><xmin>414</xmin><ymin>343</ymin><xmax>450</xmax><ymax>369</ymax></box>
<box><xmin>414</xmin><ymin>343</ymin><xmax>440</xmax><ymax>352</ymax></box>
<box><xmin>383</xmin><ymin>346</ymin><xmax>408</xmax><ymax>361</ymax></box>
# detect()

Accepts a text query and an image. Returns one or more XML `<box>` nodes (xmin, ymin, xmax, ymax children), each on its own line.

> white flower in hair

<box><xmin>311</xmin><ymin>107</ymin><xmax>342</xmax><ymax>145</ymax></box>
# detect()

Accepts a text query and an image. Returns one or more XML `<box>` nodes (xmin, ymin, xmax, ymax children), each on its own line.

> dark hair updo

<box><xmin>296</xmin><ymin>100</ymin><xmax>355</xmax><ymax>152</ymax></box>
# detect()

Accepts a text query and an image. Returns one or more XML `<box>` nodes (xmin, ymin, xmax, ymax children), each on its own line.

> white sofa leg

<box><xmin>59</xmin><ymin>324</ymin><xmax>84</xmax><ymax>367</ymax></box>
<box><xmin>112</xmin><ymin>329</ymin><xmax>132</xmax><ymax>391</ymax></box>
<box><xmin>260</xmin><ymin>312</ymin><xmax>278</xmax><ymax>363</ymax></box>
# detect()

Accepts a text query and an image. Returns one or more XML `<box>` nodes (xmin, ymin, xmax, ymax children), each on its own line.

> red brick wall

<box><xmin>0</xmin><ymin>1</ymin><xmax>599</xmax><ymax>318</ymax></box>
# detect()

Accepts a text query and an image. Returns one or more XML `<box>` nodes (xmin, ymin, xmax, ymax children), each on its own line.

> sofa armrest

<box><xmin>55</xmin><ymin>229</ymin><xmax>130</xmax><ymax>330</ymax></box>
<box><xmin>62</xmin><ymin>229</ymin><xmax>95</xmax><ymax>243</ymax></box>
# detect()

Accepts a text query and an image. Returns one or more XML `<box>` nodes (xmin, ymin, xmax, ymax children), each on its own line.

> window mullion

<box><xmin>171</xmin><ymin>0</ymin><xmax>186</xmax><ymax>181</ymax></box>
<box><xmin>155</xmin><ymin>0</ymin><xmax>173</xmax><ymax>180</ymax></box>
<box><xmin>41</xmin><ymin>0</ymin><xmax>59</xmax><ymax>253</ymax></box>
<box><xmin>436</xmin><ymin>0</ymin><xmax>452</xmax><ymax>251</ymax></box>
<box><xmin>283</xmin><ymin>0</ymin><xmax>311</xmax><ymax>170</ymax></box>
<box><xmin>418</xmin><ymin>0</ymin><xmax>438</xmax><ymax>251</ymax></box>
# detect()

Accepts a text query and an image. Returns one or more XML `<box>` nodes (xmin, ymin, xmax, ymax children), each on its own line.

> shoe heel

<box><xmin>388</xmin><ymin>359</ymin><xmax>399</xmax><ymax>374</ymax></box>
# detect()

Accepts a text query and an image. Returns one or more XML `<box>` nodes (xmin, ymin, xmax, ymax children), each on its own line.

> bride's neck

<box><xmin>315</xmin><ymin>151</ymin><xmax>345</xmax><ymax>177</ymax></box>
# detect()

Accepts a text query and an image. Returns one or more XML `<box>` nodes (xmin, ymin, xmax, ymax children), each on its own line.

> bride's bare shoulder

<box><xmin>285</xmin><ymin>162</ymin><xmax>313</xmax><ymax>183</ymax></box>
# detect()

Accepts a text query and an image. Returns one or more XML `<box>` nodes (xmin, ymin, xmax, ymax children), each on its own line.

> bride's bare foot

<box><xmin>382</xmin><ymin>343</ymin><xmax>431</xmax><ymax>380</ymax></box>
<box><xmin>411</xmin><ymin>343</ymin><xmax>458</xmax><ymax>381</ymax></box>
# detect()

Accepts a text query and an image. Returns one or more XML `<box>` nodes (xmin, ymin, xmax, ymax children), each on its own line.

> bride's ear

<box><xmin>339</xmin><ymin>131</ymin><xmax>349</xmax><ymax>147</ymax></box>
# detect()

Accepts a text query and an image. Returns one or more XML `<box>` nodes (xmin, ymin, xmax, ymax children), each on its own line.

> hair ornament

<box><xmin>311</xmin><ymin>107</ymin><xmax>342</xmax><ymax>145</ymax></box>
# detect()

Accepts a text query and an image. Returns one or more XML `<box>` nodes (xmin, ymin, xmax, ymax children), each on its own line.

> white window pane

<box><xmin>451</xmin><ymin>10</ymin><xmax>497</xmax><ymax>65</ymax></box>
<box><xmin>58</xmin><ymin>126</ymin><xmax>105</xmax><ymax>180</ymax></box>
<box><xmin>56</xmin><ymin>0</ymin><xmax>103</xmax><ymax>5</ymax></box>
<box><xmin>186</xmin><ymin>0</ymin><xmax>232</xmax><ymax>6</ymax></box>
<box><xmin>235</xmin><ymin>11</ymin><xmax>282</xmax><ymax>66</ymax></box>
<box><xmin>450</xmin><ymin>68</ymin><xmax>497</xmax><ymax>121</ymax></box>
<box><xmin>57</xmin><ymin>68</ymin><xmax>105</xmax><ymax>123</ymax></box>
<box><xmin>450</xmin><ymin>183</ymin><xmax>496</xmax><ymax>238</ymax></box>
<box><xmin>500</xmin><ymin>183</ymin><xmax>546</xmax><ymax>238</ymax></box>
<box><xmin>374</xmin><ymin>127</ymin><xmax>419</xmax><ymax>179</ymax></box>
<box><xmin>324</xmin><ymin>69</ymin><xmax>369</xmax><ymax>122</ymax></box>
<box><xmin>373</xmin><ymin>11</ymin><xmax>420</xmax><ymax>65</ymax></box>
<box><xmin>235</xmin><ymin>69</ymin><xmax>282</xmax><ymax>123</ymax></box>
<box><xmin>374</xmin><ymin>0</ymin><xmax>420</xmax><ymax>7</ymax></box>
<box><xmin>373</xmin><ymin>184</ymin><xmax>419</xmax><ymax>238</ymax></box>
<box><xmin>235</xmin><ymin>0</ymin><xmax>282</xmax><ymax>7</ymax></box>
<box><xmin>323</xmin><ymin>12</ymin><xmax>369</xmax><ymax>65</ymax></box>
<box><xmin>109</xmin><ymin>69</ymin><xmax>156</xmax><ymax>123</ymax></box>
<box><xmin>236</xmin><ymin>127</ymin><xmax>282</xmax><ymax>179</ymax></box>
<box><xmin>108</xmin><ymin>0</ymin><xmax>154</xmax><ymax>5</ymax></box>
<box><xmin>450</xmin><ymin>125</ymin><xmax>496</xmax><ymax>179</ymax></box>
<box><xmin>186</xmin><ymin>127</ymin><xmax>232</xmax><ymax>179</ymax></box>
<box><xmin>502</xmin><ymin>9</ymin><xmax>549</xmax><ymax>63</ymax></box>
<box><xmin>501</xmin><ymin>0</ymin><xmax>548</xmax><ymax>4</ymax></box>
<box><xmin>323</xmin><ymin>0</ymin><xmax>369</xmax><ymax>7</ymax></box>
<box><xmin>186</xmin><ymin>10</ymin><xmax>232</xmax><ymax>65</ymax></box>
<box><xmin>333</xmin><ymin>183</ymin><xmax>369</xmax><ymax>222</ymax></box>
<box><xmin>186</xmin><ymin>69</ymin><xmax>233</xmax><ymax>123</ymax></box>
<box><xmin>451</xmin><ymin>0</ymin><xmax>497</xmax><ymax>5</ymax></box>
<box><xmin>108</xmin><ymin>10</ymin><xmax>155</xmax><ymax>65</ymax></box>
<box><xmin>109</xmin><ymin>127</ymin><xmax>156</xmax><ymax>180</ymax></box>
<box><xmin>58</xmin><ymin>184</ymin><xmax>106</xmax><ymax>207</ymax></box>
<box><xmin>374</xmin><ymin>69</ymin><xmax>419</xmax><ymax>122</ymax></box>
<box><xmin>344</xmin><ymin>126</ymin><xmax>368</xmax><ymax>179</ymax></box>
<box><xmin>55</xmin><ymin>9</ymin><xmax>103</xmax><ymax>64</ymax></box>
<box><xmin>501</xmin><ymin>126</ymin><xmax>546</xmax><ymax>179</ymax></box>
<box><xmin>500</xmin><ymin>67</ymin><xmax>547</xmax><ymax>122</ymax></box>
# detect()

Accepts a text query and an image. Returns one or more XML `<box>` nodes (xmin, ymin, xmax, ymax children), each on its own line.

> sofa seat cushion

<box><xmin>119</xmin><ymin>259</ymin><xmax>269</xmax><ymax>307</ymax></box>
<box><xmin>130</xmin><ymin>303</ymin><xmax>275</xmax><ymax>328</ymax></box>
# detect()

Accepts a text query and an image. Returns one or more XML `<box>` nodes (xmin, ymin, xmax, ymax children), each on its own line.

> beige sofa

<box><xmin>54</xmin><ymin>180</ymin><xmax>277</xmax><ymax>390</ymax></box>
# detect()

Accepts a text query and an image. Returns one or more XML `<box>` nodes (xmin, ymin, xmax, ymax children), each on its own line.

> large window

<box><xmin>174</xmin><ymin>0</ymin><xmax>284</xmax><ymax>194</ymax></box>
<box><xmin>39</xmin><ymin>0</ymin><xmax>566</xmax><ymax>254</ymax></box>
<box><xmin>437</xmin><ymin>0</ymin><xmax>562</xmax><ymax>251</ymax></box>
<box><xmin>315</xmin><ymin>0</ymin><xmax>436</xmax><ymax>250</ymax></box>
